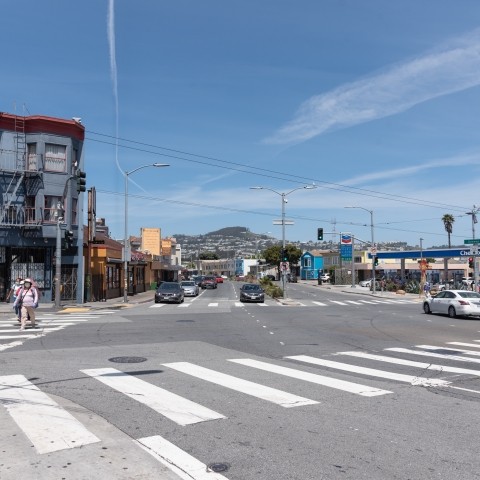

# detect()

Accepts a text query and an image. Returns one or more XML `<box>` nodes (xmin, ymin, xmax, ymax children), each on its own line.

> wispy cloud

<box><xmin>265</xmin><ymin>28</ymin><xmax>480</xmax><ymax>145</ymax></box>
<box><xmin>340</xmin><ymin>152</ymin><xmax>480</xmax><ymax>186</ymax></box>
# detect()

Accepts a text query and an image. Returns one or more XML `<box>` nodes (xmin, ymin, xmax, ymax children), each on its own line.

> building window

<box><xmin>25</xmin><ymin>196</ymin><xmax>36</xmax><ymax>223</ymax></box>
<box><xmin>71</xmin><ymin>198</ymin><xmax>78</xmax><ymax>225</ymax></box>
<box><xmin>27</xmin><ymin>144</ymin><xmax>38</xmax><ymax>171</ymax></box>
<box><xmin>44</xmin><ymin>196</ymin><xmax>63</xmax><ymax>223</ymax></box>
<box><xmin>303</xmin><ymin>256</ymin><xmax>312</xmax><ymax>268</ymax></box>
<box><xmin>44</xmin><ymin>144</ymin><xmax>66</xmax><ymax>172</ymax></box>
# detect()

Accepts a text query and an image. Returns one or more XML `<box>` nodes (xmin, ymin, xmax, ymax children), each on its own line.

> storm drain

<box><xmin>108</xmin><ymin>356</ymin><xmax>147</xmax><ymax>363</ymax></box>
<box><xmin>207</xmin><ymin>463</ymin><xmax>230</xmax><ymax>473</ymax></box>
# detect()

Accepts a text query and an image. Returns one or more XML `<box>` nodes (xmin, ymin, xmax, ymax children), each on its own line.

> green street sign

<box><xmin>464</xmin><ymin>239</ymin><xmax>480</xmax><ymax>244</ymax></box>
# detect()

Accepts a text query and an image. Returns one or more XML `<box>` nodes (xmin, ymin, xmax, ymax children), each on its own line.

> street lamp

<box><xmin>345</xmin><ymin>206</ymin><xmax>376</xmax><ymax>294</ymax></box>
<box><xmin>124</xmin><ymin>163</ymin><xmax>169</xmax><ymax>303</ymax></box>
<box><xmin>250</xmin><ymin>185</ymin><xmax>316</xmax><ymax>298</ymax></box>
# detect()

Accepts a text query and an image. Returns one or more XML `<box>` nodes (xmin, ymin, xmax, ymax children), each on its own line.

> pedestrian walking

<box><xmin>13</xmin><ymin>278</ymin><xmax>39</xmax><ymax>331</ymax></box>
<box><xmin>6</xmin><ymin>277</ymin><xmax>23</xmax><ymax>320</ymax></box>
<box><xmin>423</xmin><ymin>281</ymin><xmax>431</xmax><ymax>298</ymax></box>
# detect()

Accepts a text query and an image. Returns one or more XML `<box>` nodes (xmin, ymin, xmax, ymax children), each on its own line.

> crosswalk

<box><xmin>150</xmin><ymin>297</ymin><xmax>418</xmax><ymax>309</ymax></box>
<box><xmin>3</xmin><ymin>337</ymin><xmax>480</xmax><ymax>478</ymax></box>
<box><xmin>0</xmin><ymin>310</ymin><xmax>117</xmax><ymax>352</ymax></box>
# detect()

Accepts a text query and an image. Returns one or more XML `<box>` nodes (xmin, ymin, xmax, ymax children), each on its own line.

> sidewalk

<box><xmin>0</xmin><ymin>290</ymin><xmax>155</xmax><ymax>315</ymax></box>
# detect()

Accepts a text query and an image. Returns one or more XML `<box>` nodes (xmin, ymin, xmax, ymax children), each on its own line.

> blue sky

<box><xmin>3</xmin><ymin>1</ymin><xmax>480</xmax><ymax>249</ymax></box>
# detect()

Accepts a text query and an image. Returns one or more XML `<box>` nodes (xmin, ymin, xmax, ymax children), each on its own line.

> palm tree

<box><xmin>442</xmin><ymin>214</ymin><xmax>455</xmax><ymax>285</ymax></box>
<box><xmin>442</xmin><ymin>214</ymin><xmax>455</xmax><ymax>248</ymax></box>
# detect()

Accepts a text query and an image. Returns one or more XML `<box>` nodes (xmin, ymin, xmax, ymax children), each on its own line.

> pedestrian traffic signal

<box><xmin>469</xmin><ymin>257</ymin><xmax>474</xmax><ymax>269</ymax></box>
<box><xmin>282</xmin><ymin>249</ymin><xmax>288</xmax><ymax>262</ymax></box>
<box><xmin>64</xmin><ymin>230</ymin><xmax>74</xmax><ymax>249</ymax></box>
<box><xmin>317</xmin><ymin>228</ymin><xmax>323</xmax><ymax>241</ymax></box>
<box><xmin>374</xmin><ymin>256</ymin><xmax>379</xmax><ymax>266</ymax></box>
<box><xmin>76</xmin><ymin>170</ymin><xmax>86</xmax><ymax>193</ymax></box>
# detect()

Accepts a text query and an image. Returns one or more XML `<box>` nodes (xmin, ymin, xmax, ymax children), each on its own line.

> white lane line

<box><xmin>338</xmin><ymin>351</ymin><xmax>480</xmax><ymax>377</ymax></box>
<box><xmin>287</xmin><ymin>355</ymin><xmax>449</xmax><ymax>387</ymax></box>
<box><xmin>357</xmin><ymin>300</ymin><xmax>380</xmax><ymax>305</ymax></box>
<box><xmin>234</xmin><ymin>302</ymin><xmax>244</xmax><ymax>307</ymax></box>
<box><xmin>0</xmin><ymin>326</ymin><xmax>70</xmax><ymax>333</ymax></box>
<box><xmin>229</xmin><ymin>358</ymin><xmax>391</xmax><ymax>397</ymax></box>
<box><xmin>81</xmin><ymin>368</ymin><xmax>224</xmax><ymax>426</ymax></box>
<box><xmin>178</xmin><ymin>304</ymin><xmax>191</xmax><ymax>308</ymax></box>
<box><xmin>208</xmin><ymin>303</ymin><xmax>219</xmax><ymax>307</ymax></box>
<box><xmin>257</xmin><ymin>303</ymin><xmax>267</xmax><ymax>307</ymax></box>
<box><xmin>0</xmin><ymin>340</ymin><xmax>25</xmax><ymax>352</ymax></box>
<box><xmin>330</xmin><ymin>301</ymin><xmax>348</xmax><ymax>305</ymax></box>
<box><xmin>417</xmin><ymin>345</ymin><xmax>480</xmax><ymax>357</ymax></box>
<box><xmin>150</xmin><ymin>304</ymin><xmax>165</xmax><ymax>308</ymax></box>
<box><xmin>0</xmin><ymin>375</ymin><xmax>100</xmax><ymax>454</ymax></box>
<box><xmin>0</xmin><ymin>334</ymin><xmax>40</xmax><ymax>339</ymax></box>
<box><xmin>447</xmin><ymin>342</ymin><xmax>480</xmax><ymax>349</ymax></box>
<box><xmin>312</xmin><ymin>301</ymin><xmax>328</xmax><ymax>306</ymax></box>
<box><xmin>163</xmin><ymin>362</ymin><xmax>317</xmax><ymax>408</ymax></box>
<box><xmin>136</xmin><ymin>435</ymin><xmax>230</xmax><ymax>480</ymax></box>
<box><xmin>385</xmin><ymin>348</ymin><xmax>480</xmax><ymax>364</ymax></box>
<box><xmin>345</xmin><ymin>300</ymin><xmax>363</xmax><ymax>305</ymax></box>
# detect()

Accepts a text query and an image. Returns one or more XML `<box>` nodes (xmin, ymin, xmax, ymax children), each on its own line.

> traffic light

<box><xmin>64</xmin><ymin>230</ymin><xmax>74</xmax><ymax>249</ymax></box>
<box><xmin>76</xmin><ymin>170</ymin><xmax>86</xmax><ymax>193</ymax></box>
<box><xmin>317</xmin><ymin>228</ymin><xmax>323</xmax><ymax>241</ymax></box>
<box><xmin>374</xmin><ymin>256</ymin><xmax>379</xmax><ymax>267</ymax></box>
<box><xmin>469</xmin><ymin>257</ymin><xmax>474</xmax><ymax>269</ymax></box>
<box><xmin>282</xmin><ymin>249</ymin><xmax>288</xmax><ymax>262</ymax></box>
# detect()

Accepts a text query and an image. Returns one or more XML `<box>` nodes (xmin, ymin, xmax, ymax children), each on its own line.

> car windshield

<box><xmin>458</xmin><ymin>291</ymin><xmax>480</xmax><ymax>298</ymax></box>
<box><xmin>181</xmin><ymin>281</ymin><xmax>195</xmax><ymax>286</ymax></box>
<box><xmin>160</xmin><ymin>283</ymin><xmax>179</xmax><ymax>290</ymax></box>
<box><xmin>243</xmin><ymin>284</ymin><xmax>261</xmax><ymax>291</ymax></box>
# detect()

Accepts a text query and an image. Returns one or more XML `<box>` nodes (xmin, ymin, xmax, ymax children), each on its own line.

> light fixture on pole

<box><xmin>345</xmin><ymin>206</ymin><xmax>376</xmax><ymax>294</ymax></box>
<box><xmin>124</xmin><ymin>163</ymin><xmax>169</xmax><ymax>303</ymax></box>
<box><xmin>250</xmin><ymin>185</ymin><xmax>316</xmax><ymax>298</ymax></box>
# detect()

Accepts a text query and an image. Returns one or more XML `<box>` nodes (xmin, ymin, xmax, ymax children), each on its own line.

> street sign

<box><xmin>464</xmin><ymin>239</ymin><xmax>480</xmax><ymax>245</ymax></box>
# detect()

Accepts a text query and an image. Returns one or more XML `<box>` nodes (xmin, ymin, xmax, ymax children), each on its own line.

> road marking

<box><xmin>163</xmin><ymin>362</ymin><xmax>317</xmax><ymax>408</ymax></box>
<box><xmin>0</xmin><ymin>325</ymin><xmax>71</xmax><ymax>333</ymax></box>
<box><xmin>178</xmin><ymin>303</ymin><xmax>191</xmax><ymax>308</ymax></box>
<box><xmin>345</xmin><ymin>300</ymin><xmax>363</xmax><ymax>305</ymax></box>
<box><xmin>330</xmin><ymin>300</ymin><xmax>348</xmax><ymax>305</ymax></box>
<box><xmin>287</xmin><ymin>355</ymin><xmax>450</xmax><ymax>387</ymax></box>
<box><xmin>416</xmin><ymin>345</ymin><xmax>480</xmax><ymax>357</ymax></box>
<box><xmin>312</xmin><ymin>301</ymin><xmax>328</xmax><ymax>306</ymax></box>
<box><xmin>136</xmin><ymin>435</ymin><xmax>230</xmax><ymax>479</ymax></box>
<box><xmin>81</xmin><ymin>368</ymin><xmax>225</xmax><ymax>426</ymax></box>
<box><xmin>447</xmin><ymin>342</ymin><xmax>480</xmax><ymax>349</ymax></box>
<box><xmin>150</xmin><ymin>304</ymin><xmax>165</xmax><ymax>308</ymax></box>
<box><xmin>0</xmin><ymin>334</ymin><xmax>40</xmax><ymax>339</ymax></box>
<box><xmin>358</xmin><ymin>300</ymin><xmax>380</xmax><ymax>305</ymax></box>
<box><xmin>234</xmin><ymin>302</ymin><xmax>244</xmax><ymax>307</ymax></box>
<box><xmin>208</xmin><ymin>303</ymin><xmax>219</xmax><ymax>307</ymax></box>
<box><xmin>338</xmin><ymin>350</ymin><xmax>480</xmax><ymax>376</ymax></box>
<box><xmin>229</xmin><ymin>358</ymin><xmax>392</xmax><ymax>397</ymax></box>
<box><xmin>0</xmin><ymin>375</ymin><xmax>100</xmax><ymax>454</ymax></box>
<box><xmin>385</xmin><ymin>347</ymin><xmax>480</xmax><ymax>364</ymax></box>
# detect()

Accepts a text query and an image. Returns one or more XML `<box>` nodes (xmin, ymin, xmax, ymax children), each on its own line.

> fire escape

<box><xmin>1</xmin><ymin>115</ymin><xmax>43</xmax><ymax>231</ymax></box>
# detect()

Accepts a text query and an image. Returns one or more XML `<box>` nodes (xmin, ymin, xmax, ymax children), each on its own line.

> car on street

<box><xmin>215</xmin><ymin>275</ymin><xmax>224</xmax><ymax>283</ymax></box>
<box><xmin>201</xmin><ymin>275</ymin><xmax>217</xmax><ymax>289</ymax></box>
<box><xmin>320</xmin><ymin>273</ymin><xmax>330</xmax><ymax>282</ymax></box>
<box><xmin>423</xmin><ymin>289</ymin><xmax>480</xmax><ymax>318</ymax></box>
<box><xmin>180</xmin><ymin>280</ymin><xmax>199</xmax><ymax>297</ymax></box>
<box><xmin>192</xmin><ymin>275</ymin><xmax>205</xmax><ymax>286</ymax></box>
<box><xmin>359</xmin><ymin>279</ymin><xmax>372</xmax><ymax>287</ymax></box>
<box><xmin>154</xmin><ymin>282</ymin><xmax>185</xmax><ymax>304</ymax></box>
<box><xmin>239</xmin><ymin>283</ymin><xmax>265</xmax><ymax>303</ymax></box>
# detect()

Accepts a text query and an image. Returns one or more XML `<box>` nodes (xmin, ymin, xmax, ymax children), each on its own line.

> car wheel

<box><xmin>448</xmin><ymin>306</ymin><xmax>457</xmax><ymax>318</ymax></box>
<box><xmin>423</xmin><ymin>303</ymin><xmax>431</xmax><ymax>314</ymax></box>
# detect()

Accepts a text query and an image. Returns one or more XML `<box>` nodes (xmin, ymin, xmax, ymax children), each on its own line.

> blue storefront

<box><xmin>300</xmin><ymin>251</ymin><xmax>324</xmax><ymax>280</ymax></box>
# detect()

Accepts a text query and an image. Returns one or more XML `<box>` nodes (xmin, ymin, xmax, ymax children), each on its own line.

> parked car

<box><xmin>201</xmin><ymin>275</ymin><xmax>218</xmax><ymax>289</ymax></box>
<box><xmin>154</xmin><ymin>282</ymin><xmax>185</xmax><ymax>304</ymax></box>
<box><xmin>240</xmin><ymin>283</ymin><xmax>265</xmax><ymax>303</ymax></box>
<box><xmin>265</xmin><ymin>274</ymin><xmax>276</xmax><ymax>281</ymax></box>
<box><xmin>320</xmin><ymin>273</ymin><xmax>330</xmax><ymax>282</ymax></box>
<box><xmin>359</xmin><ymin>279</ymin><xmax>372</xmax><ymax>287</ymax></box>
<box><xmin>180</xmin><ymin>280</ymin><xmax>199</xmax><ymax>297</ymax></box>
<box><xmin>423</xmin><ymin>290</ymin><xmax>480</xmax><ymax>318</ymax></box>
<box><xmin>215</xmin><ymin>275</ymin><xmax>224</xmax><ymax>283</ymax></box>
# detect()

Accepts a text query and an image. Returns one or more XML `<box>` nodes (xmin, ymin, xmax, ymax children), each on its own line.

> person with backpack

<box><xmin>13</xmin><ymin>278</ymin><xmax>39</xmax><ymax>331</ymax></box>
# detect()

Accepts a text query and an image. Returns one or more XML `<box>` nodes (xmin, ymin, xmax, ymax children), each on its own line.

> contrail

<box><xmin>265</xmin><ymin>28</ymin><xmax>480</xmax><ymax>145</ymax></box>
<box><xmin>107</xmin><ymin>0</ymin><xmax>121</xmax><ymax>174</ymax></box>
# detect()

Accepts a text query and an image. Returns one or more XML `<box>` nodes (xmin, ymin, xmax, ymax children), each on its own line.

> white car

<box><xmin>423</xmin><ymin>290</ymin><xmax>480</xmax><ymax>318</ymax></box>
<box><xmin>180</xmin><ymin>280</ymin><xmax>199</xmax><ymax>297</ymax></box>
<box><xmin>359</xmin><ymin>279</ymin><xmax>372</xmax><ymax>287</ymax></box>
<box><xmin>320</xmin><ymin>273</ymin><xmax>330</xmax><ymax>282</ymax></box>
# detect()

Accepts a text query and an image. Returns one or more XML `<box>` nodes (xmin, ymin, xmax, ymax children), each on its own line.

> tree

<box><xmin>442</xmin><ymin>214</ymin><xmax>455</xmax><ymax>284</ymax></box>
<box><xmin>199</xmin><ymin>252</ymin><xmax>219</xmax><ymax>260</ymax></box>
<box><xmin>263</xmin><ymin>244</ymin><xmax>302</xmax><ymax>273</ymax></box>
<box><xmin>442</xmin><ymin>214</ymin><xmax>455</xmax><ymax>248</ymax></box>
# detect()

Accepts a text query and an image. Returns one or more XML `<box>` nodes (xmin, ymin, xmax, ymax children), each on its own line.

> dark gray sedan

<box><xmin>240</xmin><ymin>283</ymin><xmax>265</xmax><ymax>303</ymax></box>
<box><xmin>154</xmin><ymin>282</ymin><xmax>185</xmax><ymax>304</ymax></box>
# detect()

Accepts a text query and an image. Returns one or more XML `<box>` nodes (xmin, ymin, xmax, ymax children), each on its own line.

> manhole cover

<box><xmin>207</xmin><ymin>463</ymin><xmax>230</xmax><ymax>473</ymax></box>
<box><xmin>108</xmin><ymin>356</ymin><xmax>147</xmax><ymax>363</ymax></box>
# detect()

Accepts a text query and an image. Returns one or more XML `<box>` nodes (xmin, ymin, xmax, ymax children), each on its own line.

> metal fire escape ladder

<box><xmin>2</xmin><ymin>116</ymin><xmax>26</xmax><ymax>224</ymax></box>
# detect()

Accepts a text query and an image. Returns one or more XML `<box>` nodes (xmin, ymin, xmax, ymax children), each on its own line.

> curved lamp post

<box><xmin>124</xmin><ymin>163</ymin><xmax>169</xmax><ymax>303</ymax></box>
<box><xmin>250</xmin><ymin>185</ymin><xmax>316</xmax><ymax>298</ymax></box>
<box><xmin>345</xmin><ymin>206</ymin><xmax>375</xmax><ymax>294</ymax></box>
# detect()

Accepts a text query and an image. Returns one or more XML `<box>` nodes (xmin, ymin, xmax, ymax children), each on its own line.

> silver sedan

<box><xmin>180</xmin><ymin>280</ymin><xmax>199</xmax><ymax>297</ymax></box>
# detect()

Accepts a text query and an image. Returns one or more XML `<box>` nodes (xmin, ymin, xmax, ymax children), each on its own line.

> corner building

<box><xmin>0</xmin><ymin>112</ymin><xmax>85</xmax><ymax>303</ymax></box>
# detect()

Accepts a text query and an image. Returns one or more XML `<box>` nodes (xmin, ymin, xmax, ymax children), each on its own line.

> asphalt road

<box><xmin>2</xmin><ymin>281</ymin><xmax>480</xmax><ymax>480</ymax></box>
